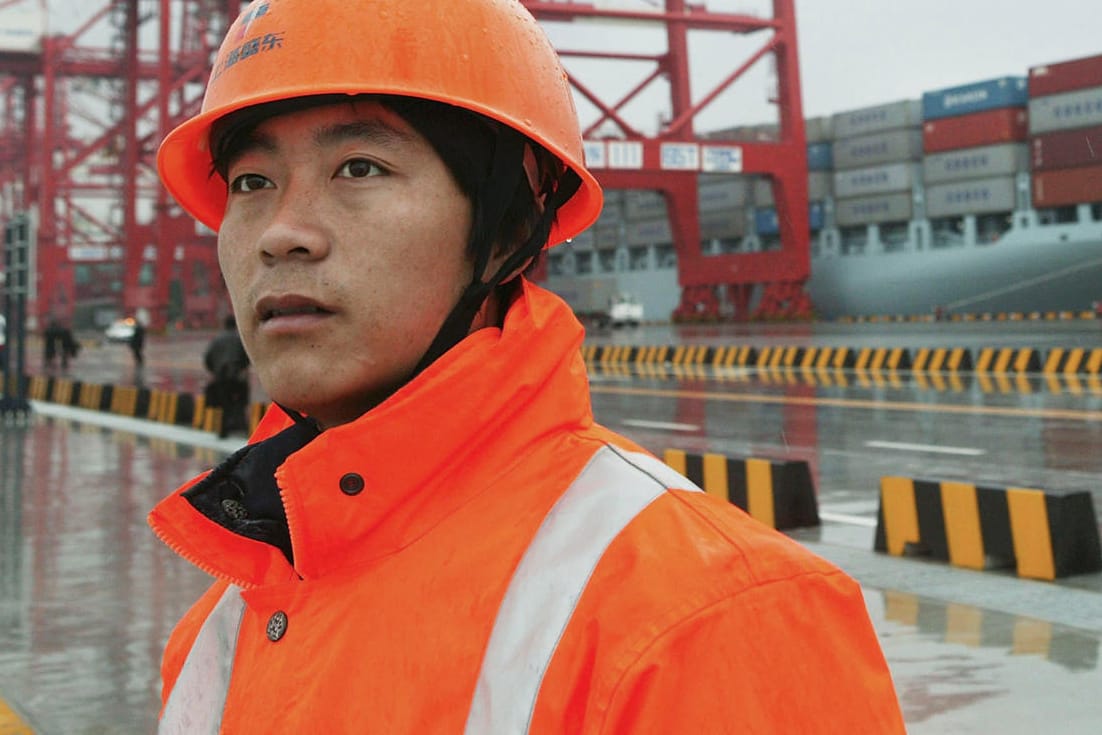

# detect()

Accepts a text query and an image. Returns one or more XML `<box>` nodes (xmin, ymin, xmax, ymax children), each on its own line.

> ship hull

<box><xmin>807</xmin><ymin>221</ymin><xmax>1102</xmax><ymax>318</ymax></box>
<box><xmin>546</xmin><ymin>218</ymin><xmax>1102</xmax><ymax>321</ymax></box>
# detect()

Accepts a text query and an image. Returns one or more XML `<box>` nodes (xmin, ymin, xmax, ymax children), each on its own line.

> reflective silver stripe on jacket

<box><xmin>159</xmin><ymin>584</ymin><xmax>245</xmax><ymax>734</ymax></box>
<box><xmin>465</xmin><ymin>444</ymin><xmax>701</xmax><ymax>734</ymax></box>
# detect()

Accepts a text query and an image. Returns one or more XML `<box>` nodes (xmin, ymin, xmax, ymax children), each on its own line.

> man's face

<box><xmin>217</xmin><ymin>100</ymin><xmax>473</xmax><ymax>428</ymax></box>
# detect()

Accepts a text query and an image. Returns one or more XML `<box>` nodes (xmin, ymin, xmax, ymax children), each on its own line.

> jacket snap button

<box><xmin>266</xmin><ymin>611</ymin><xmax>288</xmax><ymax>642</ymax></box>
<box><xmin>221</xmin><ymin>498</ymin><xmax>248</xmax><ymax>521</ymax></box>
<box><xmin>339</xmin><ymin>473</ymin><xmax>365</xmax><ymax>496</ymax></box>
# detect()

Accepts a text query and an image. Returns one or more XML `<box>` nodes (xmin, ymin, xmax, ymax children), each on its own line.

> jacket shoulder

<box><xmin>532</xmin><ymin>443</ymin><xmax>903</xmax><ymax>732</ymax></box>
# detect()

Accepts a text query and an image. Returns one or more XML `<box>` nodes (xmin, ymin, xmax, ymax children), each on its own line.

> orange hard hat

<box><xmin>157</xmin><ymin>0</ymin><xmax>602</xmax><ymax>247</ymax></box>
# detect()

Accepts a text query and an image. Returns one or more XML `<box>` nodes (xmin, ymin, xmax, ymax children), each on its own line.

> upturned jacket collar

<box><xmin>148</xmin><ymin>280</ymin><xmax>594</xmax><ymax>588</ymax></box>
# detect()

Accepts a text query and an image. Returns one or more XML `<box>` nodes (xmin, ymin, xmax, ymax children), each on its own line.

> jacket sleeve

<box><xmin>599</xmin><ymin>569</ymin><xmax>906</xmax><ymax>735</ymax></box>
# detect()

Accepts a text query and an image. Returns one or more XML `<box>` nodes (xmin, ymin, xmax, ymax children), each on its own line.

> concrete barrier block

<box><xmin>874</xmin><ymin>476</ymin><xmax>1102</xmax><ymax>580</ymax></box>
<box><xmin>975</xmin><ymin>348</ymin><xmax>1041</xmax><ymax>374</ymax></box>
<box><xmin>664</xmin><ymin>449</ymin><xmax>820</xmax><ymax>530</ymax></box>
<box><xmin>912</xmin><ymin>347</ymin><xmax>973</xmax><ymax>372</ymax></box>
<box><xmin>175</xmin><ymin>393</ymin><xmax>196</xmax><ymax>427</ymax></box>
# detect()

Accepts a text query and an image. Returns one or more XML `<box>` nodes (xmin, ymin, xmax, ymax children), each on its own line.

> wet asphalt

<box><xmin>1</xmin><ymin>322</ymin><xmax>1100</xmax><ymax>733</ymax></box>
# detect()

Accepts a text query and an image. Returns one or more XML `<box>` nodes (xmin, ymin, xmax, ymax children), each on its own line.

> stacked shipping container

<box><xmin>552</xmin><ymin>51</ymin><xmax>1102</xmax><ymax>283</ymax></box>
<box><xmin>919</xmin><ymin>76</ymin><xmax>1030</xmax><ymax>226</ymax></box>
<box><xmin>827</xmin><ymin>99</ymin><xmax>923</xmax><ymax>231</ymax></box>
<box><xmin>1028</xmin><ymin>53</ymin><xmax>1102</xmax><ymax>208</ymax></box>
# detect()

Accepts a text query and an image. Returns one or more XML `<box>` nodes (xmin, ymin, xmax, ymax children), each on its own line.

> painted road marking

<box><xmin>621</xmin><ymin>418</ymin><xmax>700</xmax><ymax>432</ymax></box>
<box><xmin>819</xmin><ymin>511</ymin><xmax>878</xmax><ymax>528</ymax></box>
<box><xmin>589</xmin><ymin>385</ymin><xmax>1102</xmax><ymax>423</ymax></box>
<box><xmin>865</xmin><ymin>440</ymin><xmax>986</xmax><ymax>456</ymax></box>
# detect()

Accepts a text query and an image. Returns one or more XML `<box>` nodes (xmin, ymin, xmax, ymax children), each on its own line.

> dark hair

<box><xmin>209</xmin><ymin>94</ymin><xmax>552</xmax><ymax>265</ymax></box>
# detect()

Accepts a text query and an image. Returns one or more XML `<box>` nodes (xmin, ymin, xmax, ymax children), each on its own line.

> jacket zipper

<box><xmin>149</xmin><ymin>512</ymin><xmax>261</xmax><ymax>591</ymax></box>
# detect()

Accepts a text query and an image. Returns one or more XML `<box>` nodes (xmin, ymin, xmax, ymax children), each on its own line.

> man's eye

<box><xmin>337</xmin><ymin>158</ymin><xmax>385</xmax><ymax>179</ymax></box>
<box><xmin>229</xmin><ymin>173</ymin><xmax>272</xmax><ymax>193</ymax></box>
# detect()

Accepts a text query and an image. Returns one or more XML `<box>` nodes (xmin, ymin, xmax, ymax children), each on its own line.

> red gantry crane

<box><xmin>523</xmin><ymin>0</ymin><xmax>811</xmax><ymax>320</ymax></box>
<box><xmin>0</xmin><ymin>0</ymin><xmax>236</xmax><ymax>330</ymax></box>
<box><xmin>2</xmin><ymin>0</ymin><xmax>811</xmax><ymax>329</ymax></box>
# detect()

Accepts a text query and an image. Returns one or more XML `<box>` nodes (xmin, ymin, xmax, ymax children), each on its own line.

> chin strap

<box><xmin>408</xmin><ymin>137</ymin><xmax>582</xmax><ymax>379</ymax></box>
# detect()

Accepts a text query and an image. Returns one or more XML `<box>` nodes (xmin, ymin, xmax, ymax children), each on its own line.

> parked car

<box><xmin>606</xmin><ymin>293</ymin><xmax>644</xmax><ymax>328</ymax></box>
<box><xmin>104</xmin><ymin>317</ymin><xmax>138</xmax><ymax>343</ymax></box>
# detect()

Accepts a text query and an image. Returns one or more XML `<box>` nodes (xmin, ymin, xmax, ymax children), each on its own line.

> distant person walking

<box><xmin>203</xmin><ymin>315</ymin><xmax>250</xmax><ymax>437</ymax></box>
<box><xmin>43</xmin><ymin>318</ymin><xmax>79</xmax><ymax>371</ymax></box>
<box><xmin>128</xmin><ymin>317</ymin><xmax>146</xmax><ymax>368</ymax></box>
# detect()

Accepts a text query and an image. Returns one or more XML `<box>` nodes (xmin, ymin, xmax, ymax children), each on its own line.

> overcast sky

<box><xmin>794</xmin><ymin>0</ymin><xmax>1102</xmax><ymax>118</ymax></box>
<box><xmin>29</xmin><ymin>0</ymin><xmax>1102</xmax><ymax>134</ymax></box>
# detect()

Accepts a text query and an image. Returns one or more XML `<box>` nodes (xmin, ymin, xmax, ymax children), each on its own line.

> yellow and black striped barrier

<box><xmin>0</xmin><ymin>696</ymin><xmax>34</xmax><ymax>735</ymax></box>
<box><xmin>911</xmin><ymin>347</ymin><xmax>972</xmax><ymax>372</ymax></box>
<box><xmin>874</xmin><ymin>476</ymin><xmax>1102</xmax><ymax>580</ymax></box>
<box><xmin>840</xmin><ymin>310</ymin><xmax>1096</xmax><ymax>323</ymax></box>
<box><xmin>1042</xmin><ymin>347</ymin><xmax>1102</xmax><ymax>375</ymax></box>
<box><xmin>583</xmin><ymin>344</ymin><xmax>1102</xmax><ymax>375</ymax></box>
<box><xmin>974</xmin><ymin>347</ymin><xmax>1041</xmax><ymax>374</ymax></box>
<box><xmin>664</xmin><ymin>449</ymin><xmax>819</xmax><ymax>530</ymax></box>
<box><xmin>853</xmin><ymin>347</ymin><xmax>911</xmax><ymax>371</ymax></box>
<box><xmin>2</xmin><ymin>371</ymin><xmax>273</xmax><ymax>440</ymax></box>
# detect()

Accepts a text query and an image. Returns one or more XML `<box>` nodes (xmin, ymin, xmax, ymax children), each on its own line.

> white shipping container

<box><xmin>751</xmin><ymin>177</ymin><xmax>774</xmax><ymax>206</ymax></box>
<box><xmin>831</xmin><ymin>99</ymin><xmax>922</xmax><ymax>139</ymax></box>
<box><xmin>922</xmin><ymin>143</ymin><xmax>1029</xmax><ymax>184</ymax></box>
<box><xmin>594</xmin><ymin>222</ymin><xmax>620</xmax><ymax>249</ymax></box>
<box><xmin>0</xmin><ymin>6</ymin><xmax>45</xmax><ymax>53</ymax></box>
<box><xmin>925</xmin><ymin>176</ymin><xmax>1017</xmax><ymax>218</ymax></box>
<box><xmin>625</xmin><ymin>218</ymin><xmax>673</xmax><ymax>247</ymax></box>
<box><xmin>833</xmin><ymin>162</ymin><xmax>917</xmax><ymax>199</ymax></box>
<box><xmin>834</xmin><ymin>192</ymin><xmax>913</xmax><ymax>227</ymax></box>
<box><xmin>698</xmin><ymin>175</ymin><xmax>749</xmax><ymax>211</ymax></box>
<box><xmin>1028</xmin><ymin>84</ymin><xmax>1102</xmax><ymax>134</ymax></box>
<box><xmin>832</xmin><ymin>128</ymin><xmax>924</xmax><ymax>169</ymax></box>
<box><xmin>699</xmin><ymin>209</ymin><xmax>747</xmax><ymax>240</ymax></box>
<box><xmin>749</xmin><ymin>172</ymin><xmax>833</xmax><ymax>207</ymax></box>
<box><xmin>601</xmin><ymin>189</ymin><xmax>624</xmax><ymax>207</ymax></box>
<box><xmin>808</xmin><ymin>171</ymin><xmax>834</xmax><ymax>200</ymax></box>
<box><xmin>624</xmin><ymin>190</ymin><xmax>667</xmax><ymax>220</ymax></box>
<box><xmin>805</xmin><ymin>116</ymin><xmax>834</xmax><ymax>143</ymax></box>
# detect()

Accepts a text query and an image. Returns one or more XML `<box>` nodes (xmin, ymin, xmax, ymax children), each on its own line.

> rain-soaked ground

<box><xmin>1</xmin><ymin>322</ymin><xmax>1101</xmax><ymax>732</ymax></box>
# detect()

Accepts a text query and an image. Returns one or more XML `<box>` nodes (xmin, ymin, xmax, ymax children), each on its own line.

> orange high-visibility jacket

<box><xmin>149</xmin><ymin>281</ymin><xmax>905</xmax><ymax>734</ymax></box>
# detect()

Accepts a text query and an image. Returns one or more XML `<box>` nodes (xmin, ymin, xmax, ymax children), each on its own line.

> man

<box><xmin>128</xmin><ymin>316</ymin><xmax>145</xmax><ymax>367</ymax></box>
<box><xmin>203</xmin><ymin>315</ymin><xmax>250</xmax><ymax>437</ymax></box>
<box><xmin>148</xmin><ymin>1</ymin><xmax>906</xmax><ymax>732</ymax></box>
<box><xmin>43</xmin><ymin>317</ymin><xmax>79</xmax><ymax>371</ymax></box>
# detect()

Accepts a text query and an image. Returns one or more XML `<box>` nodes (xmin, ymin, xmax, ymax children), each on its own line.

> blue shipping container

<box><xmin>922</xmin><ymin>76</ymin><xmax>1028</xmax><ymax>121</ymax></box>
<box><xmin>807</xmin><ymin>142</ymin><xmax>833</xmax><ymax>171</ymax></box>
<box><xmin>754</xmin><ymin>202</ymin><xmax>825</xmax><ymax>235</ymax></box>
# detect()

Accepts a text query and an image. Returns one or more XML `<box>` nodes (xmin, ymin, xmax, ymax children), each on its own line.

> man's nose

<box><xmin>257</xmin><ymin>190</ymin><xmax>331</xmax><ymax>262</ymax></box>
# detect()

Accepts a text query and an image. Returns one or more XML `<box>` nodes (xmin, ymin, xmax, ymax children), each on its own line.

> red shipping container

<box><xmin>1029</xmin><ymin>53</ymin><xmax>1102</xmax><ymax>97</ymax></box>
<box><xmin>1032</xmin><ymin>164</ymin><xmax>1102</xmax><ymax>208</ymax></box>
<box><xmin>923</xmin><ymin>108</ymin><xmax>1028</xmax><ymax>153</ymax></box>
<box><xmin>1032</xmin><ymin>124</ymin><xmax>1102</xmax><ymax>171</ymax></box>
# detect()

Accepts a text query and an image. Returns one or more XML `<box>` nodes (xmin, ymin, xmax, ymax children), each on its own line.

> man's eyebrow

<box><xmin>221</xmin><ymin>129</ymin><xmax>277</xmax><ymax>172</ymax></box>
<box><xmin>314</xmin><ymin>119</ymin><xmax>414</xmax><ymax>149</ymax></box>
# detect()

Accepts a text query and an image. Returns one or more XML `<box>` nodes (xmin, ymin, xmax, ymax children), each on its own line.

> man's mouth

<box><xmin>262</xmin><ymin>305</ymin><xmax>328</xmax><ymax>320</ymax></box>
<box><xmin>257</xmin><ymin>296</ymin><xmax>334</xmax><ymax>322</ymax></box>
